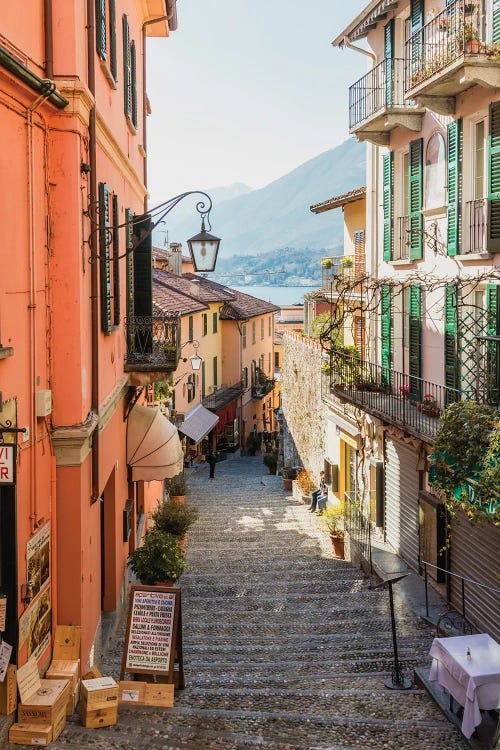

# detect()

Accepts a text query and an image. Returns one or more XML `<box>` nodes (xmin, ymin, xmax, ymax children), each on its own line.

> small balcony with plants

<box><xmin>321</xmin><ymin>255</ymin><xmax>364</xmax><ymax>292</ymax></box>
<box><xmin>251</xmin><ymin>367</ymin><xmax>275</xmax><ymax>399</ymax></box>
<box><xmin>201</xmin><ymin>381</ymin><xmax>245</xmax><ymax>411</ymax></box>
<box><xmin>349</xmin><ymin>58</ymin><xmax>424</xmax><ymax>145</ymax></box>
<box><xmin>124</xmin><ymin>313</ymin><xmax>181</xmax><ymax>377</ymax></box>
<box><xmin>329</xmin><ymin>349</ymin><xmax>500</xmax><ymax>442</ymax></box>
<box><xmin>405</xmin><ymin>0</ymin><xmax>500</xmax><ymax>115</ymax></box>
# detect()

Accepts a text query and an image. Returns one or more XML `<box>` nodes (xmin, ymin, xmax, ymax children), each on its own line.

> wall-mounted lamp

<box><xmin>181</xmin><ymin>340</ymin><xmax>202</xmax><ymax>371</ymax></box>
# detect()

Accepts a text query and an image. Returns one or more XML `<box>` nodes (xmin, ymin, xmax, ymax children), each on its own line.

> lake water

<box><xmin>231</xmin><ymin>285</ymin><xmax>317</xmax><ymax>307</ymax></box>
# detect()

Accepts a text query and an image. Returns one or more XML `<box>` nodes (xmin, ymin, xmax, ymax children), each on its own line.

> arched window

<box><xmin>425</xmin><ymin>132</ymin><xmax>446</xmax><ymax>209</ymax></box>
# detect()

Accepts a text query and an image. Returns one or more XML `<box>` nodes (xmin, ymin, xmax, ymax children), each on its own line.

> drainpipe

<box><xmin>87</xmin><ymin>0</ymin><xmax>99</xmax><ymax>503</ymax></box>
<box><xmin>340</xmin><ymin>36</ymin><xmax>377</xmax><ymax>61</ymax></box>
<box><xmin>44</xmin><ymin>0</ymin><xmax>54</xmax><ymax>79</ymax></box>
<box><xmin>142</xmin><ymin>8</ymin><xmax>176</xmax><ymax>211</ymax></box>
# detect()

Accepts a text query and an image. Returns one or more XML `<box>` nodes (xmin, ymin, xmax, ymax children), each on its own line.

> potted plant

<box><xmin>167</xmin><ymin>472</ymin><xmax>189</xmax><ymax>504</ymax></box>
<box><xmin>245</xmin><ymin>433</ymin><xmax>261</xmax><ymax>456</ymax></box>
<box><xmin>463</xmin><ymin>22</ymin><xmax>479</xmax><ymax>53</ymax></box>
<box><xmin>296</xmin><ymin>468</ymin><xmax>316</xmax><ymax>503</ymax></box>
<box><xmin>150</xmin><ymin>500</ymin><xmax>199</xmax><ymax>553</ymax></box>
<box><xmin>322</xmin><ymin>504</ymin><xmax>345</xmax><ymax>559</ymax></box>
<box><xmin>128</xmin><ymin>528</ymin><xmax>186</xmax><ymax>585</ymax></box>
<box><xmin>281</xmin><ymin>466</ymin><xmax>297</xmax><ymax>491</ymax></box>
<box><xmin>263</xmin><ymin>451</ymin><xmax>278</xmax><ymax>475</ymax></box>
<box><xmin>340</xmin><ymin>257</ymin><xmax>353</xmax><ymax>269</ymax></box>
<box><xmin>417</xmin><ymin>393</ymin><xmax>441</xmax><ymax>417</ymax></box>
<box><xmin>399</xmin><ymin>384</ymin><xmax>409</xmax><ymax>399</ymax></box>
<box><xmin>321</xmin><ymin>258</ymin><xmax>332</xmax><ymax>269</ymax></box>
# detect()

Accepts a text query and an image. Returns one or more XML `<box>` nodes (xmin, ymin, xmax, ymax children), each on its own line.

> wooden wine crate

<box><xmin>17</xmin><ymin>681</ymin><xmax>69</xmax><ymax>725</ymax></box>
<box><xmin>118</xmin><ymin>680</ymin><xmax>146</xmax><ymax>705</ymax></box>
<box><xmin>80</xmin><ymin>676</ymin><xmax>118</xmax><ymax>710</ymax></box>
<box><xmin>79</xmin><ymin>699</ymin><xmax>118</xmax><ymax>729</ymax></box>
<box><xmin>8</xmin><ymin>723</ymin><xmax>53</xmax><ymax>746</ymax></box>
<box><xmin>0</xmin><ymin>664</ymin><xmax>17</xmax><ymax>715</ymax></box>
<box><xmin>45</xmin><ymin>660</ymin><xmax>80</xmax><ymax>715</ymax></box>
<box><xmin>144</xmin><ymin>683</ymin><xmax>174</xmax><ymax>708</ymax></box>
<box><xmin>51</xmin><ymin>702</ymin><xmax>67</xmax><ymax>741</ymax></box>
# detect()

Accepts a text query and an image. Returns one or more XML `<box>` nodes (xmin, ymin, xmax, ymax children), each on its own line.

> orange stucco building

<box><xmin>0</xmin><ymin>0</ymin><xmax>181</xmax><ymax>672</ymax></box>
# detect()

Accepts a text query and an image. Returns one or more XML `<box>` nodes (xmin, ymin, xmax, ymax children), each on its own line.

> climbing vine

<box><xmin>429</xmin><ymin>401</ymin><xmax>500</xmax><ymax>524</ymax></box>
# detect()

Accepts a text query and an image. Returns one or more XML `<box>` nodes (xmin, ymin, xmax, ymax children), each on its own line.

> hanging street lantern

<box><xmin>187</xmin><ymin>218</ymin><xmax>221</xmax><ymax>272</ymax></box>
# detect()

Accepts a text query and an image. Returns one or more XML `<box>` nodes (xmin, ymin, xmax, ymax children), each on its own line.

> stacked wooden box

<box><xmin>9</xmin><ymin>657</ymin><xmax>70</xmax><ymax>746</ymax></box>
<box><xmin>79</xmin><ymin>676</ymin><xmax>119</xmax><ymax>728</ymax></box>
<box><xmin>44</xmin><ymin>625</ymin><xmax>81</xmax><ymax>716</ymax></box>
<box><xmin>0</xmin><ymin>664</ymin><xmax>17</xmax><ymax>716</ymax></box>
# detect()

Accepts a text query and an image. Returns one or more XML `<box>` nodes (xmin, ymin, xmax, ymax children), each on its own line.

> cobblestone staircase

<box><xmin>48</xmin><ymin>454</ymin><xmax>466</xmax><ymax>750</ymax></box>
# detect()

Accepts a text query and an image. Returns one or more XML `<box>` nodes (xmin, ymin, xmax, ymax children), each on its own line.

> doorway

<box><xmin>0</xmin><ymin>486</ymin><xmax>17</xmax><ymax>653</ymax></box>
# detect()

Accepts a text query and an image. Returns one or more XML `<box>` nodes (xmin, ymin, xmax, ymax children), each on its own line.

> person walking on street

<box><xmin>206</xmin><ymin>450</ymin><xmax>217</xmax><ymax>479</ymax></box>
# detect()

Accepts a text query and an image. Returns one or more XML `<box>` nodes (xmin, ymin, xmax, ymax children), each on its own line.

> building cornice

<box><xmin>56</xmin><ymin>79</ymin><xmax>95</xmax><ymax>126</ymax></box>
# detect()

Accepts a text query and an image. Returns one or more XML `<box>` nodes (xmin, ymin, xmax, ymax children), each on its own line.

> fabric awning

<box><xmin>178</xmin><ymin>404</ymin><xmax>219</xmax><ymax>444</ymax></box>
<box><xmin>127</xmin><ymin>404</ymin><xmax>184</xmax><ymax>482</ymax></box>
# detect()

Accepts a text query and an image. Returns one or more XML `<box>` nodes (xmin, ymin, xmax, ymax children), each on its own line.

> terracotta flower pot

<box><xmin>330</xmin><ymin>533</ymin><xmax>345</xmax><ymax>559</ymax></box>
<box><xmin>283</xmin><ymin>478</ymin><xmax>293</xmax><ymax>491</ymax></box>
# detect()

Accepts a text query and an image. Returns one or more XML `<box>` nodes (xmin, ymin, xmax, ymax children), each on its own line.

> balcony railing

<box><xmin>462</xmin><ymin>198</ymin><xmax>488</xmax><ymax>254</ymax></box>
<box><xmin>344</xmin><ymin>491</ymin><xmax>373</xmax><ymax>573</ymax></box>
<box><xmin>330</xmin><ymin>352</ymin><xmax>500</xmax><ymax>441</ymax></box>
<box><xmin>349</xmin><ymin>58</ymin><xmax>408</xmax><ymax>130</ymax></box>
<box><xmin>124</xmin><ymin>314</ymin><xmax>180</xmax><ymax>372</ymax></box>
<box><xmin>202</xmin><ymin>381</ymin><xmax>245</xmax><ymax>411</ymax></box>
<box><xmin>321</xmin><ymin>256</ymin><xmax>364</xmax><ymax>291</ymax></box>
<box><xmin>251</xmin><ymin>378</ymin><xmax>275</xmax><ymax>399</ymax></box>
<box><xmin>405</xmin><ymin>0</ymin><xmax>483</xmax><ymax>92</ymax></box>
<box><xmin>394</xmin><ymin>216</ymin><xmax>411</xmax><ymax>261</ymax></box>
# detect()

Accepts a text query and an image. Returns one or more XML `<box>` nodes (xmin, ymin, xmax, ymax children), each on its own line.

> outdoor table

<box><xmin>429</xmin><ymin>633</ymin><xmax>500</xmax><ymax>739</ymax></box>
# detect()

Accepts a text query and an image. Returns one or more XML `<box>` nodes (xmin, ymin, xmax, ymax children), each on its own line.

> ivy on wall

<box><xmin>429</xmin><ymin>401</ymin><xmax>500</xmax><ymax>523</ymax></box>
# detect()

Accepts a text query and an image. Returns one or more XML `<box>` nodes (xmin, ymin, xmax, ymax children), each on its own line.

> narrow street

<box><xmin>50</xmin><ymin>454</ymin><xmax>467</xmax><ymax>750</ymax></box>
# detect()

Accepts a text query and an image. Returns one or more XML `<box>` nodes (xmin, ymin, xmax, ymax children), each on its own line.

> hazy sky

<box><xmin>146</xmin><ymin>0</ymin><xmax>368</xmax><ymax>203</ymax></box>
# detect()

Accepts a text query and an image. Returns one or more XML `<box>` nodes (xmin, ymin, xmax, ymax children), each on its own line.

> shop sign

<box><xmin>0</xmin><ymin>445</ymin><xmax>15</xmax><ymax>484</ymax></box>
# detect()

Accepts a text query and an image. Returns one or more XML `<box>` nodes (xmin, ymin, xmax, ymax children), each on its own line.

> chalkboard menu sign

<box><xmin>120</xmin><ymin>586</ymin><xmax>183</xmax><ymax>685</ymax></box>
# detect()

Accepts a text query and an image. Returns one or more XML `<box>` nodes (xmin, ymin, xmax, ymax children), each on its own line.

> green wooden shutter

<box><xmin>408</xmin><ymin>285</ymin><xmax>422</xmax><ymax>400</ymax></box>
<box><xmin>131</xmin><ymin>40</ymin><xmax>137</xmax><ymax>128</ymax></box>
<box><xmin>383</xmin><ymin>153</ymin><xmax>393</xmax><ymax>261</ymax></box>
<box><xmin>132</xmin><ymin>214</ymin><xmax>152</xmax><ymax>319</ymax></box>
<box><xmin>125</xmin><ymin>208</ymin><xmax>134</xmax><ymax>324</ymax></box>
<box><xmin>99</xmin><ymin>182</ymin><xmax>112</xmax><ymax>333</ymax></box>
<box><xmin>447</xmin><ymin>119</ymin><xmax>462</xmax><ymax>257</ymax></box>
<box><xmin>95</xmin><ymin>0</ymin><xmax>107</xmax><ymax>60</ymax></box>
<box><xmin>188</xmin><ymin>316</ymin><xmax>194</xmax><ymax>342</ymax></box>
<box><xmin>444</xmin><ymin>284</ymin><xmax>459</xmax><ymax>402</ymax></box>
<box><xmin>493</xmin><ymin>0</ymin><xmax>500</xmax><ymax>43</ymax></box>
<box><xmin>123</xmin><ymin>15</ymin><xmax>131</xmax><ymax>119</ymax></box>
<box><xmin>488</xmin><ymin>101</ymin><xmax>500</xmax><ymax>251</ymax></box>
<box><xmin>112</xmin><ymin>194</ymin><xmax>120</xmax><ymax>326</ymax></box>
<box><xmin>109</xmin><ymin>0</ymin><xmax>117</xmax><ymax>80</ymax></box>
<box><xmin>486</xmin><ymin>284</ymin><xmax>500</xmax><ymax>401</ymax></box>
<box><xmin>381</xmin><ymin>284</ymin><xmax>392</xmax><ymax>384</ymax></box>
<box><xmin>409</xmin><ymin>138</ymin><xmax>423</xmax><ymax>260</ymax></box>
<box><xmin>384</xmin><ymin>20</ymin><xmax>394</xmax><ymax>107</ymax></box>
<box><xmin>410</xmin><ymin>0</ymin><xmax>423</xmax><ymax>33</ymax></box>
<box><xmin>201</xmin><ymin>361</ymin><xmax>206</xmax><ymax>398</ymax></box>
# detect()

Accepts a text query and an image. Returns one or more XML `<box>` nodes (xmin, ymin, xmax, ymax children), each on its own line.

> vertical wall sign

<box><xmin>0</xmin><ymin>445</ymin><xmax>16</xmax><ymax>484</ymax></box>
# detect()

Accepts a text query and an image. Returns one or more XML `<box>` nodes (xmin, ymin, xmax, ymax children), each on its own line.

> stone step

<box><xmin>184</xmin><ymin>636</ymin><xmax>432</xmax><ymax>656</ymax></box>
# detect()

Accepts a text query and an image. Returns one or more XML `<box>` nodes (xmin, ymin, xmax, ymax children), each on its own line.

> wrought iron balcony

<box><xmin>329</xmin><ymin>352</ymin><xmax>500</xmax><ymax>442</ymax></box>
<box><xmin>405</xmin><ymin>0</ymin><xmax>497</xmax><ymax>114</ymax></box>
<box><xmin>124</xmin><ymin>314</ymin><xmax>180</xmax><ymax>373</ymax></box>
<box><xmin>321</xmin><ymin>256</ymin><xmax>365</xmax><ymax>292</ymax></box>
<box><xmin>251</xmin><ymin>377</ymin><xmax>275</xmax><ymax>400</ymax></box>
<box><xmin>349</xmin><ymin>58</ymin><xmax>424</xmax><ymax>145</ymax></box>
<box><xmin>202</xmin><ymin>381</ymin><xmax>245</xmax><ymax>411</ymax></box>
<box><xmin>462</xmin><ymin>199</ymin><xmax>488</xmax><ymax>254</ymax></box>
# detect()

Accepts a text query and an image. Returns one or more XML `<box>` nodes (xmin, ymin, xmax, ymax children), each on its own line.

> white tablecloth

<box><xmin>429</xmin><ymin>633</ymin><xmax>500</xmax><ymax>738</ymax></box>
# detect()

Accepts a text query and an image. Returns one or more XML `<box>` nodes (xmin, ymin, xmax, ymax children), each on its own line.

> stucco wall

<box><xmin>280</xmin><ymin>333</ymin><xmax>326</xmax><ymax>478</ymax></box>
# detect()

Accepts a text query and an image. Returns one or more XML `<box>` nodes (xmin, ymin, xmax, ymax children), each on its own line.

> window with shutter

<box><xmin>444</xmin><ymin>284</ymin><xmax>459</xmax><ymax>403</ymax></box>
<box><xmin>98</xmin><ymin>182</ymin><xmax>112</xmax><ymax>333</ymax></box>
<box><xmin>112</xmin><ymin>194</ymin><xmax>120</xmax><ymax>325</ymax></box>
<box><xmin>132</xmin><ymin>214</ymin><xmax>152</xmax><ymax>319</ymax></box>
<box><xmin>408</xmin><ymin>284</ymin><xmax>422</xmax><ymax>400</ymax></box>
<box><xmin>488</xmin><ymin>101</ymin><xmax>500</xmax><ymax>251</ymax></box>
<box><xmin>486</xmin><ymin>284</ymin><xmax>500</xmax><ymax>401</ymax></box>
<box><xmin>381</xmin><ymin>284</ymin><xmax>392</xmax><ymax>383</ymax></box>
<box><xmin>96</xmin><ymin>0</ymin><xmax>107</xmax><ymax>60</ymax></box>
<box><xmin>384</xmin><ymin>20</ymin><xmax>394</xmax><ymax>107</ymax></box>
<box><xmin>213</xmin><ymin>312</ymin><xmax>218</xmax><ymax>334</ymax></box>
<box><xmin>122</xmin><ymin>15</ymin><xmax>131</xmax><ymax>119</ymax></box>
<box><xmin>493</xmin><ymin>0</ymin><xmax>500</xmax><ymax>43</ymax></box>
<box><xmin>409</xmin><ymin>138</ymin><xmax>423</xmax><ymax>259</ymax></box>
<box><xmin>447</xmin><ymin>119</ymin><xmax>462</xmax><ymax>256</ymax></box>
<box><xmin>410</xmin><ymin>0</ymin><xmax>423</xmax><ymax>34</ymax></box>
<box><xmin>383</xmin><ymin>153</ymin><xmax>393</xmax><ymax>262</ymax></box>
<box><xmin>188</xmin><ymin>316</ymin><xmax>194</xmax><ymax>342</ymax></box>
<box><xmin>109</xmin><ymin>0</ymin><xmax>117</xmax><ymax>81</ymax></box>
<box><xmin>125</xmin><ymin>208</ymin><xmax>134</xmax><ymax>324</ymax></box>
<box><xmin>201</xmin><ymin>361</ymin><xmax>206</xmax><ymax>398</ymax></box>
<box><xmin>130</xmin><ymin>40</ymin><xmax>137</xmax><ymax>128</ymax></box>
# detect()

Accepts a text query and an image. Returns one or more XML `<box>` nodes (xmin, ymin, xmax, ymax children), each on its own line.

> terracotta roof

<box><xmin>152</xmin><ymin>246</ymin><xmax>192</xmax><ymax>263</ymax></box>
<box><xmin>156</xmin><ymin>271</ymin><xmax>235</xmax><ymax>304</ymax></box>
<box><xmin>153</xmin><ymin>269</ymin><xmax>208</xmax><ymax>315</ymax></box>
<box><xmin>310</xmin><ymin>186</ymin><xmax>366</xmax><ymax>214</ymax></box>
<box><xmin>218</xmin><ymin>288</ymin><xmax>280</xmax><ymax>320</ymax></box>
